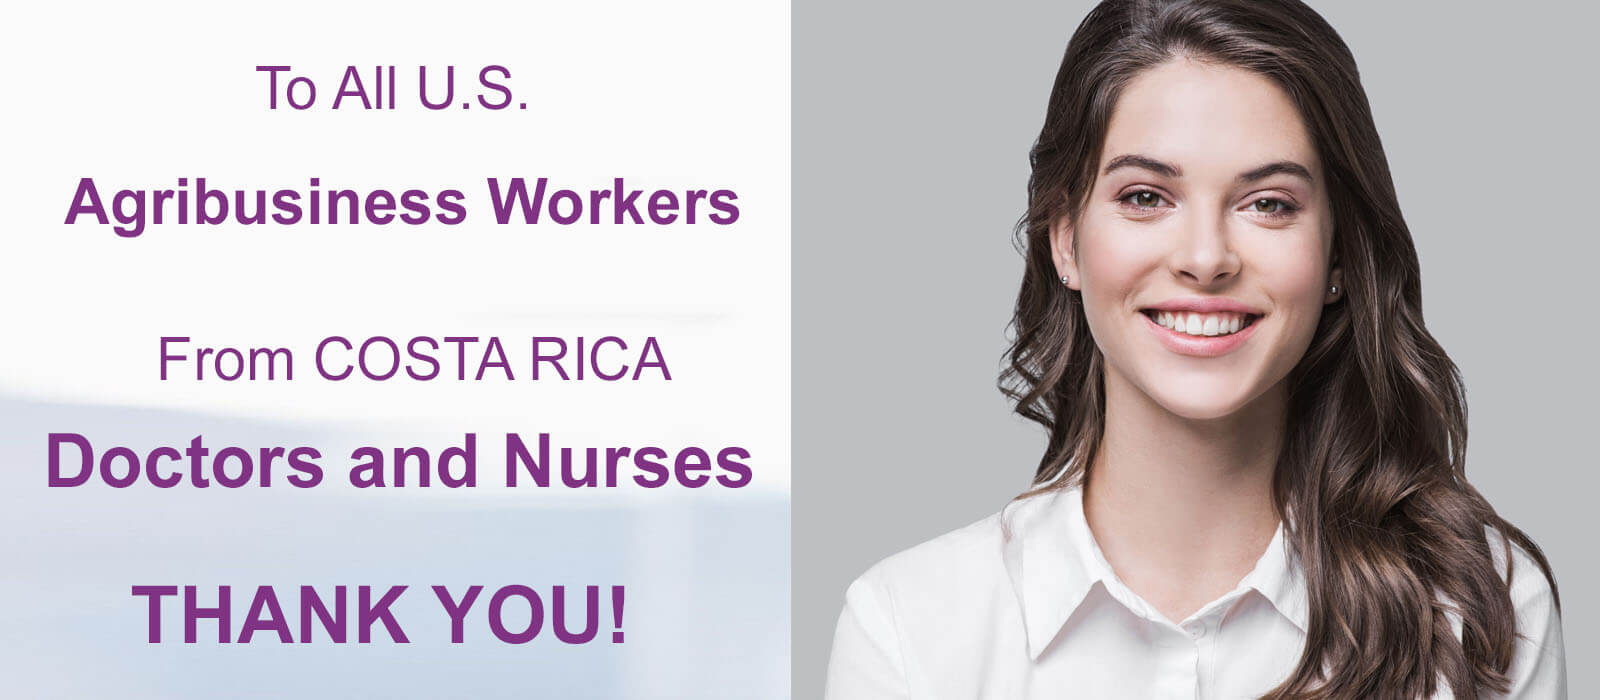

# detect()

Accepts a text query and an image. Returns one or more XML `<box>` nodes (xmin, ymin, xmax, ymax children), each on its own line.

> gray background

<box><xmin>794</xmin><ymin>2</ymin><xmax>1598</xmax><ymax>698</ymax></box>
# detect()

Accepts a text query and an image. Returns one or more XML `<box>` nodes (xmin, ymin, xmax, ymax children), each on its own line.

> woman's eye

<box><xmin>1119</xmin><ymin>190</ymin><xmax>1167</xmax><ymax>208</ymax></box>
<box><xmin>1248</xmin><ymin>197</ymin><xmax>1299</xmax><ymax>217</ymax></box>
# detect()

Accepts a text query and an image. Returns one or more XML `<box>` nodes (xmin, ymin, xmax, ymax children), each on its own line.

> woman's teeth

<box><xmin>1150</xmin><ymin>310</ymin><xmax>1254</xmax><ymax>337</ymax></box>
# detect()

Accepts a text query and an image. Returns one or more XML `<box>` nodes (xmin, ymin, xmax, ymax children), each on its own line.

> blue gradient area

<box><xmin>0</xmin><ymin>399</ymin><xmax>789</xmax><ymax>699</ymax></box>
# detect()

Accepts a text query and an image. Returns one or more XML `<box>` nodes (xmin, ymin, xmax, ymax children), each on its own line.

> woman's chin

<box><xmin>1144</xmin><ymin>384</ymin><xmax>1261</xmax><ymax>422</ymax></box>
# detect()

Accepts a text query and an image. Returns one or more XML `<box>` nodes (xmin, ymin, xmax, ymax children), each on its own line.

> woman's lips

<box><xmin>1141</xmin><ymin>310</ymin><xmax>1259</xmax><ymax>357</ymax></box>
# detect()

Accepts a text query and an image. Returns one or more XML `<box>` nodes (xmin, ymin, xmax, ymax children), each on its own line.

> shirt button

<box><xmin>1188</xmin><ymin>625</ymin><xmax>1206</xmax><ymax>640</ymax></box>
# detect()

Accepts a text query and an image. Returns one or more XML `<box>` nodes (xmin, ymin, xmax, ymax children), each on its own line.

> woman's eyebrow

<box><xmin>1102</xmin><ymin>154</ymin><xmax>1315</xmax><ymax>185</ymax></box>
<box><xmin>1238</xmin><ymin>160</ymin><xmax>1314</xmax><ymax>184</ymax></box>
<box><xmin>1103</xmin><ymin>154</ymin><xmax>1180</xmax><ymax>177</ymax></box>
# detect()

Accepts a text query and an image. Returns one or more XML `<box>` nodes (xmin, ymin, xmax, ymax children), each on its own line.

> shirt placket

<box><xmin>1180</xmin><ymin>615</ymin><xmax>1218</xmax><ymax>700</ymax></box>
<box><xmin>1151</xmin><ymin>622</ymin><xmax>1199</xmax><ymax>700</ymax></box>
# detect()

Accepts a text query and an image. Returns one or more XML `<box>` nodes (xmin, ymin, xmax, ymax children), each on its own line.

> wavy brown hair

<box><xmin>998</xmin><ymin>1</ymin><xmax>1559</xmax><ymax>698</ymax></box>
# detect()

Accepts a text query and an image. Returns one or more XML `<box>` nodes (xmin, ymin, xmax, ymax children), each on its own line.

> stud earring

<box><xmin>1061</xmin><ymin>274</ymin><xmax>1071</xmax><ymax>286</ymax></box>
<box><xmin>1329</xmin><ymin>284</ymin><xmax>1338</xmax><ymax>295</ymax></box>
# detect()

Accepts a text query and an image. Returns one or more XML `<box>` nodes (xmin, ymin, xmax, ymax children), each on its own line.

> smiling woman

<box><xmin>1059</xmin><ymin>56</ymin><xmax>1335</xmax><ymax>423</ymax></box>
<box><xmin>822</xmin><ymin>1</ymin><xmax>1567</xmax><ymax>699</ymax></box>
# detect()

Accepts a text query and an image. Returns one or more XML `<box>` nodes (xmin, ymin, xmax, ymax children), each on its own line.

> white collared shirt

<box><xmin>824</xmin><ymin>485</ymin><xmax>1566</xmax><ymax>699</ymax></box>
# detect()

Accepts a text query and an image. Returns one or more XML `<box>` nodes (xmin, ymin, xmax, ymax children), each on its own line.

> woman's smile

<box><xmin>1137</xmin><ymin>296</ymin><xmax>1266</xmax><ymax>357</ymax></box>
<box><xmin>1140</xmin><ymin>308</ymin><xmax>1261</xmax><ymax>357</ymax></box>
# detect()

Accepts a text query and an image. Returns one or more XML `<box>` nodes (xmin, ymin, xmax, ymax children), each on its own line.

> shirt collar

<box><xmin>1000</xmin><ymin>483</ymin><xmax>1308</xmax><ymax>661</ymax></box>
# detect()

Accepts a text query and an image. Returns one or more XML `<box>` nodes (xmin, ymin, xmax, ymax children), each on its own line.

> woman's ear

<box><xmin>1049</xmin><ymin>211</ymin><xmax>1079</xmax><ymax>290</ymax></box>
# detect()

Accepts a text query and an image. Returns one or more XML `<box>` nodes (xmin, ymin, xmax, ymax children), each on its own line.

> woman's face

<box><xmin>1053</xmin><ymin>57</ymin><xmax>1340</xmax><ymax>421</ymax></box>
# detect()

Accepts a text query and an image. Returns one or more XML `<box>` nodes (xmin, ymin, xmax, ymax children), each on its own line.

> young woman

<box><xmin>823</xmin><ymin>1</ymin><xmax>1565</xmax><ymax>698</ymax></box>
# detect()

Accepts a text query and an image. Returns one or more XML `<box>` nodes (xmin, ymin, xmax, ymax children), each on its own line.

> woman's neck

<box><xmin>1081</xmin><ymin>365</ymin><xmax>1286</xmax><ymax>623</ymax></box>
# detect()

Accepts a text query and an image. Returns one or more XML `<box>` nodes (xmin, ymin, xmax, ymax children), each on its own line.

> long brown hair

<box><xmin>998</xmin><ymin>1</ymin><xmax>1559</xmax><ymax>697</ymax></box>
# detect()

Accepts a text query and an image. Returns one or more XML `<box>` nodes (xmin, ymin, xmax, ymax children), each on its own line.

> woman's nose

<box><xmin>1171</xmin><ymin>209</ymin><xmax>1241</xmax><ymax>286</ymax></box>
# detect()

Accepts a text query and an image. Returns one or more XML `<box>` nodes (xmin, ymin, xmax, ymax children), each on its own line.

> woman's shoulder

<box><xmin>1483</xmin><ymin>524</ymin><xmax>1560</xmax><ymax>615</ymax></box>
<box><xmin>848</xmin><ymin>507</ymin><xmax>1010</xmax><ymax>598</ymax></box>
<box><xmin>835</xmin><ymin>494</ymin><xmax>1049</xmax><ymax>642</ymax></box>
<box><xmin>1478</xmin><ymin>524</ymin><xmax>1566</xmax><ymax>698</ymax></box>
<box><xmin>842</xmin><ymin>488</ymin><xmax>1066</xmax><ymax>610</ymax></box>
<box><xmin>826</xmin><ymin>509</ymin><xmax>1018</xmax><ymax>699</ymax></box>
